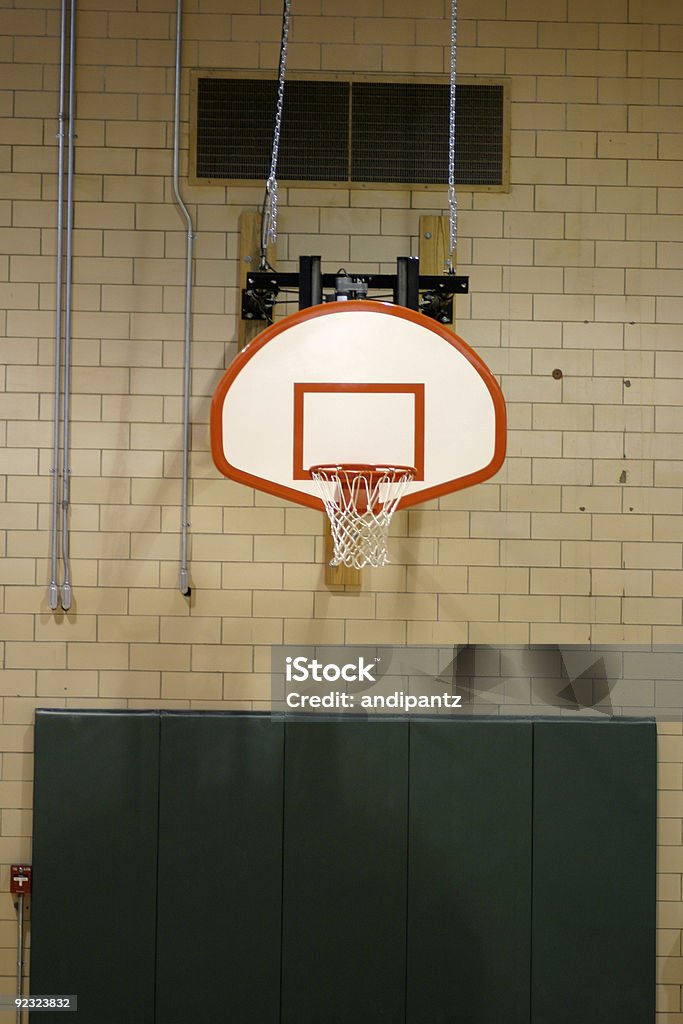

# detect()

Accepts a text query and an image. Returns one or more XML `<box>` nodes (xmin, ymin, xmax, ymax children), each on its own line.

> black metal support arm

<box><xmin>242</xmin><ymin>255</ymin><xmax>469</xmax><ymax>326</ymax></box>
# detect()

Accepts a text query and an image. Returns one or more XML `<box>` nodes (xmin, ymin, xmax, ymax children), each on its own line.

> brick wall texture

<box><xmin>1</xmin><ymin>0</ymin><xmax>683</xmax><ymax>1014</ymax></box>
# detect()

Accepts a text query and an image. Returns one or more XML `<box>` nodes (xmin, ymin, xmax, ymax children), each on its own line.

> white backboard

<box><xmin>211</xmin><ymin>301</ymin><xmax>506</xmax><ymax>510</ymax></box>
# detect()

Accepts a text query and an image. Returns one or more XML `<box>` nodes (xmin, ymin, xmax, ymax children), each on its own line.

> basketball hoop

<box><xmin>310</xmin><ymin>464</ymin><xmax>416</xmax><ymax>569</ymax></box>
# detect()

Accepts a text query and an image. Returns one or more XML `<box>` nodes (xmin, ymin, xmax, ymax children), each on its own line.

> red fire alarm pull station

<box><xmin>10</xmin><ymin>865</ymin><xmax>32</xmax><ymax>895</ymax></box>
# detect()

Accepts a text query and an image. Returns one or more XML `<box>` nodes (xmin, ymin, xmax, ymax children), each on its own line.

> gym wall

<box><xmin>0</xmin><ymin>0</ymin><xmax>681</xmax><ymax>1017</ymax></box>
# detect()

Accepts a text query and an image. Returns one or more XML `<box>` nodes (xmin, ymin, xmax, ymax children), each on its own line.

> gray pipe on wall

<box><xmin>48</xmin><ymin>0</ymin><xmax>75</xmax><ymax>612</ymax></box>
<box><xmin>59</xmin><ymin>0</ymin><xmax>76</xmax><ymax>612</ymax></box>
<box><xmin>172</xmin><ymin>0</ymin><xmax>195</xmax><ymax>597</ymax></box>
<box><xmin>51</xmin><ymin>0</ymin><xmax>193</xmax><ymax>604</ymax></box>
<box><xmin>15</xmin><ymin>891</ymin><xmax>25</xmax><ymax>1024</ymax></box>
<box><xmin>48</xmin><ymin>0</ymin><xmax>67</xmax><ymax>610</ymax></box>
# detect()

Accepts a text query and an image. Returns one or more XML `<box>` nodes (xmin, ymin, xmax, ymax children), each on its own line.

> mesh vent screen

<box><xmin>452</xmin><ymin>83</ymin><xmax>505</xmax><ymax>187</ymax></box>
<box><xmin>351</xmin><ymin>82</ymin><xmax>504</xmax><ymax>186</ymax></box>
<box><xmin>194</xmin><ymin>77</ymin><xmax>506</xmax><ymax>187</ymax></box>
<box><xmin>196</xmin><ymin>78</ymin><xmax>349</xmax><ymax>182</ymax></box>
<box><xmin>351</xmin><ymin>82</ymin><xmax>446</xmax><ymax>185</ymax></box>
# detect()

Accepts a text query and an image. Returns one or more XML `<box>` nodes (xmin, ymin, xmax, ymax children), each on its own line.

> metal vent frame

<box><xmin>190</xmin><ymin>71</ymin><xmax>510</xmax><ymax>193</ymax></box>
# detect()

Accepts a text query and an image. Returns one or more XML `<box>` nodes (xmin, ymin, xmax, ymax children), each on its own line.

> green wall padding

<box><xmin>155</xmin><ymin>713</ymin><xmax>284</xmax><ymax>1023</ymax></box>
<box><xmin>531</xmin><ymin>720</ymin><xmax>656</xmax><ymax>1024</ymax></box>
<box><xmin>281</xmin><ymin>720</ymin><xmax>409</xmax><ymax>1024</ymax></box>
<box><xmin>30</xmin><ymin>712</ymin><xmax>656</xmax><ymax>1024</ymax></box>
<box><xmin>407</xmin><ymin>721</ymin><xmax>533</xmax><ymax>1024</ymax></box>
<box><xmin>31</xmin><ymin>711</ymin><xmax>160</xmax><ymax>1024</ymax></box>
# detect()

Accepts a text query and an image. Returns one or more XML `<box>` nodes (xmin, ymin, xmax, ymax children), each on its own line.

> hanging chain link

<box><xmin>447</xmin><ymin>0</ymin><xmax>458</xmax><ymax>269</ymax></box>
<box><xmin>262</xmin><ymin>0</ymin><xmax>291</xmax><ymax>252</ymax></box>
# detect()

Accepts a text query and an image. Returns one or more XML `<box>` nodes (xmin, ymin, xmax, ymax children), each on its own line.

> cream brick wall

<box><xmin>1</xmin><ymin>0</ymin><xmax>682</xmax><ymax>1014</ymax></box>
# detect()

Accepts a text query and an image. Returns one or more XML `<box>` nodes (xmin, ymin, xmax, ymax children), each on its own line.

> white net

<box><xmin>310</xmin><ymin>464</ymin><xmax>415</xmax><ymax>569</ymax></box>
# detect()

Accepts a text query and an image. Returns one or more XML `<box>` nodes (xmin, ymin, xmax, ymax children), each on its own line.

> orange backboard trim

<box><xmin>292</xmin><ymin>382</ymin><xmax>425</xmax><ymax>481</ymax></box>
<box><xmin>210</xmin><ymin>301</ymin><xmax>507</xmax><ymax>512</ymax></box>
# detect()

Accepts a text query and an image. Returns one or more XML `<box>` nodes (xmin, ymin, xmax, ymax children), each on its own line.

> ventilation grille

<box><xmin>192</xmin><ymin>75</ymin><xmax>508</xmax><ymax>190</ymax></box>
<box><xmin>196</xmin><ymin>78</ymin><xmax>349</xmax><ymax>182</ymax></box>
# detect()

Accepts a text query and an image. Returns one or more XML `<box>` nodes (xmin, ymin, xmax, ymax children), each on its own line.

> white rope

<box><xmin>447</xmin><ymin>0</ymin><xmax>457</xmax><ymax>270</ymax></box>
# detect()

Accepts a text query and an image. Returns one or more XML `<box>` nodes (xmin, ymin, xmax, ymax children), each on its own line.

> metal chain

<box><xmin>447</xmin><ymin>0</ymin><xmax>457</xmax><ymax>269</ymax></box>
<box><xmin>263</xmin><ymin>0</ymin><xmax>291</xmax><ymax>250</ymax></box>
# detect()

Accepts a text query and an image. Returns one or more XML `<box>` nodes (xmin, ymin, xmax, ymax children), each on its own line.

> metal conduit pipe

<box><xmin>15</xmin><ymin>892</ymin><xmax>24</xmax><ymax>1024</ymax></box>
<box><xmin>59</xmin><ymin>0</ymin><xmax>76</xmax><ymax>611</ymax></box>
<box><xmin>47</xmin><ymin>0</ymin><xmax>68</xmax><ymax>611</ymax></box>
<box><xmin>173</xmin><ymin>0</ymin><xmax>195</xmax><ymax>597</ymax></box>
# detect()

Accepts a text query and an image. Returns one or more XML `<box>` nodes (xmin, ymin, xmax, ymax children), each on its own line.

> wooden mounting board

<box><xmin>238</xmin><ymin>210</ymin><xmax>276</xmax><ymax>350</ymax></box>
<box><xmin>239</xmin><ymin>211</ymin><xmax>360</xmax><ymax>584</ymax></box>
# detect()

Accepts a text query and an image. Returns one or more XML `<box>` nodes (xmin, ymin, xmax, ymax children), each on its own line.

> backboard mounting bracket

<box><xmin>241</xmin><ymin>255</ymin><xmax>469</xmax><ymax>326</ymax></box>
